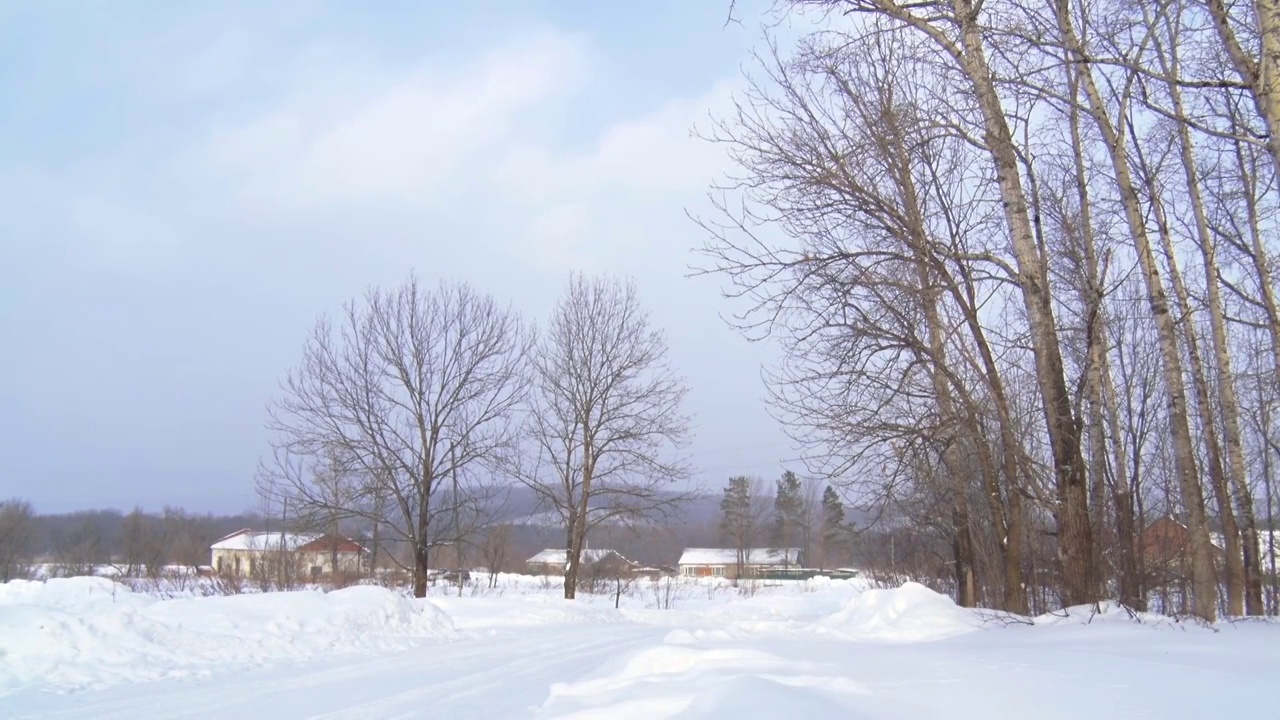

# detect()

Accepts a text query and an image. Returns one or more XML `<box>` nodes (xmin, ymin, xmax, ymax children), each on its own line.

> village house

<box><xmin>1139</xmin><ymin>515</ymin><xmax>1280</xmax><ymax>586</ymax></box>
<box><xmin>525</xmin><ymin>548</ymin><xmax>636</xmax><ymax>578</ymax></box>
<box><xmin>210</xmin><ymin>529</ymin><xmax>366</xmax><ymax>579</ymax></box>
<box><xmin>677</xmin><ymin>547</ymin><xmax>803</xmax><ymax>579</ymax></box>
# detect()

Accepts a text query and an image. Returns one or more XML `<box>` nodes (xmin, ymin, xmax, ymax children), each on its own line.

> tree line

<box><xmin>697</xmin><ymin>0</ymin><xmax>1280</xmax><ymax>620</ymax></box>
<box><xmin>0</xmin><ymin>500</ymin><xmax>262</xmax><ymax>582</ymax></box>
<box><xmin>717</xmin><ymin>470</ymin><xmax>856</xmax><ymax>577</ymax></box>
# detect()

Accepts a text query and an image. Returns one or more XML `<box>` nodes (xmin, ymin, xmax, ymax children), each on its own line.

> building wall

<box><xmin>680</xmin><ymin>564</ymin><xmax>731</xmax><ymax>579</ymax></box>
<box><xmin>526</xmin><ymin>561</ymin><xmax>562</xmax><ymax>576</ymax></box>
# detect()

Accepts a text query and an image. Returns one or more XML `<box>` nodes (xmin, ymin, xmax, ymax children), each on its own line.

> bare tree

<box><xmin>478</xmin><ymin>522</ymin><xmax>512</xmax><ymax>587</ymax></box>
<box><xmin>53</xmin><ymin>516</ymin><xmax>102</xmax><ymax>577</ymax></box>
<box><xmin>120</xmin><ymin>507</ymin><xmax>166</xmax><ymax>578</ymax></box>
<box><xmin>0</xmin><ymin>499</ymin><xmax>36</xmax><ymax>582</ymax></box>
<box><xmin>261</xmin><ymin>276</ymin><xmax>528</xmax><ymax>598</ymax></box>
<box><xmin>162</xmin><ymin>506</ymin><xmax>213</xmax><ymax>573</ymax></box>
<box><xmin>518</xmin><ymin>273</ymin><xmax>692</xmax><ymax>600</ymax></box>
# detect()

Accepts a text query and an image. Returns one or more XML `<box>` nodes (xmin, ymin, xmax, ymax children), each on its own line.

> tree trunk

<box><xmin>953</xmin><ymin>505</ymin><xmax>977</xmax><ymax>608</ymax></box>
<box><xmin>412</xmin><ymin>543</ymin><xmax>429</xmax><ymax>598</ymax></box>
<box><xmin>564</xmin><ymin>514</ymin><xmax>580</xmax><ymax>600</ymax></box>
<box><xmin>892</xmin><ymin>117</ymin><xmax>1015</xmax><ymax>611</ymax></box>
<box><xmin>952</xmin><ymin>0</ymin><xmax>1094</xmax><ymax>606</ymax></box>
<box><xmin>1262</xmin><ymin>394</ymin><xmax>1280</xmax><ymax>615</ymax></box>
<box><xmin>1054</xmin><ymin>0</ymin><xmax>1217</xmax><ymax>620</ymax></box>
<box><xmin>1059</xmin><ymin>49</ymin><xmax>1131</xmax><ymax>604</ymax></box>
<box><xmin>1148</xmin><ymin>179</ymin><xmax>1242</xmax><ymax>615</ymax></box>
<box><xmin>1159</xmin><ymin>45</ymin><xmax>1264</xmax><ymax>613</ymax></box>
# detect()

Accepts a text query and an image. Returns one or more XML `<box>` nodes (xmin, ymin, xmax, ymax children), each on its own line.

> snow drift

<box><xmin>818</xmin><ymin>581</ymin><xmax>980</xmax><ymax>642</ymax></box>
<box><xmin>0</xmin><ymin>577</ymin><xmax>456</xmax><ymax>694</ymax></box>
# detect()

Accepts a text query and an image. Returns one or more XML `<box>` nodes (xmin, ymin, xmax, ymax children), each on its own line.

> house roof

<box><xmin>526</xmin><ymin>548</ymin><xmax>621</xmax><ymax>565</ymax></box>
<box><xmin>677</xmin><ymin>548</ymin><xmax>802</xmax><ymax>566</ymax></box>
<box><xmin>210</xmin><ymin>529</ymin><xmax>364</xmax><ymax>553</ymax></box>
<box><xmin>298</xmin><ymin>534</ymin><xmax>367</xmax><ymax>554</ymax></box>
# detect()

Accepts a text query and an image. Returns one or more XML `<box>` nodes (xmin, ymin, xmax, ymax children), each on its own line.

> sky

<box><xmin>0</xmin><ymin>0</ymin><xmax>801</xmax><ymax>514</ymax></box>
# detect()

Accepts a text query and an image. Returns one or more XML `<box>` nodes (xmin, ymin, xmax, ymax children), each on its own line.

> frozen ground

<box><xmin>2</xmin><ymin>574</ymin><xmax>1278</xmax><ymax>719</ymax></box>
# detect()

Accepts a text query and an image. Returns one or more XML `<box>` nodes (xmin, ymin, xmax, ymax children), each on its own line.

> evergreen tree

<box><xmin>720</xmin><ymin>476</ymin><xmax>760</xmax><ymax>577</ymax></box>
<box><xmin>772</xmin><ymin>470</ymin><xmax>804</xmax><ymax>565</ymax></box>
<box><xmin>820</xmin><ymin>486</ymin><xmax>852</xmax><ymax>570</ymax></box>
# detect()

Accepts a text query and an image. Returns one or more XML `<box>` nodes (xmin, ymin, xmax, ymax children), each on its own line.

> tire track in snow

<box><xmin>11</xmin><ymin>626</ymin><xmax>663</xmax><ymax>720</ymax></box>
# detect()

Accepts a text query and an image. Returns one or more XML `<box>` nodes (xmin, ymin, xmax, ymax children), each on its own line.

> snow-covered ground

<box><xmin>2</xmin><ymin>574</ymin><xmax>1277</xmax><ymax>718</ymax></box>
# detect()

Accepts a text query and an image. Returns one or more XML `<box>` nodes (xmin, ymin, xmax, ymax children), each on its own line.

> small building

<box><xmin>210</xmin><ymin>529</ymin><xmax>366</xmax><ymax>579</ymax></box>
<box><xmin>525</xmin><ymin>548</ymin><xmax>635</xmax><ymax>577</ymax></box>
<box><xmin>677</xmin><ymin>547</ymin><xmax>803</xmax><ymax>579</ymax></box>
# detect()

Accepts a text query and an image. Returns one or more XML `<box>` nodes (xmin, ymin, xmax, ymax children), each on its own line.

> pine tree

<box><xmin>820</xmin><ymin>486</ymin><xmax>851</xmax><ymax>570</ymax></box>
<box><xmin>720</xmin><ymin>476</ymin><xmax>759</xmax><ymax>577</ymax></box>
<box><xmin>772</xmin><ymin>470</ymin><xmax>803</xmax><ymax>565</ymax></box>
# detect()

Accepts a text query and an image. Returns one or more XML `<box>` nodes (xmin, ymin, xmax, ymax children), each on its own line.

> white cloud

<box><xmin>198</xmin><ymin>28</ymin><xmax>591</xmax><ymax>212</ymax></box>
<box><xmin>494</xmin><ymin>80</ymin><xmax>740</xmax><ymax>271</ymax></box>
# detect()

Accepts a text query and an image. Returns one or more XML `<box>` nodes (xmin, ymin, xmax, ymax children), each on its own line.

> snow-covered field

<box><xmin>2</xmin><ymin>574</ymin><xmax>1277</xmax><ymax>718</ymax></box>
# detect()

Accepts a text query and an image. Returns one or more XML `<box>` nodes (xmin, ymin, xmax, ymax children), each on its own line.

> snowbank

<box><xmin>0</xmin><ymin>577</ymin><xmax>455</xmax><ymax>694</ymax></box>
<box><xmin>1031</xmin><ymin>601</ymin><xmax>1198</xmax><ymax>628</ymax></box>
<box><xmin>817</xmin><ymin>581</ymin><xmax>981</xmax><ymax>642</ymax></box>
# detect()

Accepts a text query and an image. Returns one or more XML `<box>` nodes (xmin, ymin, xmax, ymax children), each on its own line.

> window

<box><xmin>713</xmin><ymin>566</ymin><xmax>725</xmax><ymax>577</ymax></box>
<box><xmin>683</xmin><ymin>566</ymin><xmax>694</xmax><ymax>577</ymax></box>
<box><xmin>234</xmin><ymin>557</ymin><xmax>241</xmax><ymax>574</ymax></box>
<box><xmin>216</xmin><ymin>557</ymin><xmax>223</xmax><ymax>573</ymax></box>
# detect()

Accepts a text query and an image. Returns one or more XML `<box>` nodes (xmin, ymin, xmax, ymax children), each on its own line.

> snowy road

<box><xmin>5</xmin><ymin>625</ymin><xmax>668</xmax><ymax>719</ymax></box>
<box><xmin>5</xmin><ymin>578</ymin><xmax>1280</xmax><ymax>719</ymax></box>
<box><xmin>11</xmin><ymin>619</ymin><xmax>1280</xmax><ymax>719</ymax></box>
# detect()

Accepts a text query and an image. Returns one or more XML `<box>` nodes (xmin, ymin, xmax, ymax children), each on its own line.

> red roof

<box><xmin>296</xmin><ymin>534</ymin><xmax>366</xmax><ymax>554</ymax></box>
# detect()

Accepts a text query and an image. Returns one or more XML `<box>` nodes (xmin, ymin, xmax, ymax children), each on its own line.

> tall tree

<box><xmin>772</xmin><ymin>470</ymin><xmax>804</xmax><ymax>564</ymax></box>
<box><xmin>820</xmin><ymin>486</ymin><xmax>852</xmax><ymax>570</ymax></box>
<box><xmin>519</xmin><ymin>274</ymin><xmax>691</xmax><ymax>599</ymax></box>
<box><xmin>721</xmin><ymin>476</ymin><xmax>766</xmax><ymax>578</ymax></box>
<box><xmin>1050</xmin><ymin>0</ymin><xmax>1219</xmax><ymax>620</ymax></box>
<box><xmin>261</xmin><ymin>276</ymin><xmax>527</xmax><ymax>598</ymax></box>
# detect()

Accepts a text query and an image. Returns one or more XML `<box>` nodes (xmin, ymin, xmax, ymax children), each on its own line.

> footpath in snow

<box><xmin>2</xmin><ymin>574</ymin><xmax>1279</xmax><ymax>718</ymax></box>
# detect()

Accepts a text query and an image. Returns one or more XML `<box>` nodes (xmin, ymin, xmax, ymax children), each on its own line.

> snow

<box><xmin>817</xmin><ymin>581</ymin><xmax>981</xmax><ymax>642</ymax></box>
<box><xmin>209</xmin><ymin>529</ymin><xmax>320</xmax><ymax>551</ymax></box>
<box><xmin>527</xmin><ymin>548</ymin><xmax>620</xmax><ymax>566</ymax></box>
<box><xmin>0</xmin><ymin>577</ymin><xmax>455</xmax><ymax>694</ymax></box>
<box><xmin>3</xmin><ymin>573</ymin><xmax>1279</xmax><ymax>718</ymax></box>
<box><xmin>676</xmin><ymin>547</ymin><xmax>801</xmax><ymax>566</ymax></box>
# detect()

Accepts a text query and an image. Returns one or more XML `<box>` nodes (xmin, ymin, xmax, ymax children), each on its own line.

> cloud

<box><xmin>495</xmin><ymin>80</ymin><xmax>740</xmax><ymax>272</ymax></box>
<box><xmin>197</xmin><ymin>27</ymin><xmax>591</xmax><ymax>213</ymax></box>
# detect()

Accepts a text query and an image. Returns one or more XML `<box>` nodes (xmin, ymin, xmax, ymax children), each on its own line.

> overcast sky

<box><xmin>0</xmin><ymin>0</ymin><xmax>801</xmax><ymax>514</ymax></box>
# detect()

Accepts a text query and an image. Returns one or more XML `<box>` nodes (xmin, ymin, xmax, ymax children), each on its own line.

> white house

<box><xmin>677</xmin><ymin>547</ymin><xmax>803</xmax><ymax>579</ymax></box>
<box><xmin>210</xmin><ymin>529</ymin><xmax>366</xmax><ymax>579</ymax></box>
<box><xmin>525</xmin><ymin>548</ymin><xmax>635</xmax><ymax>576</ymax></box>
